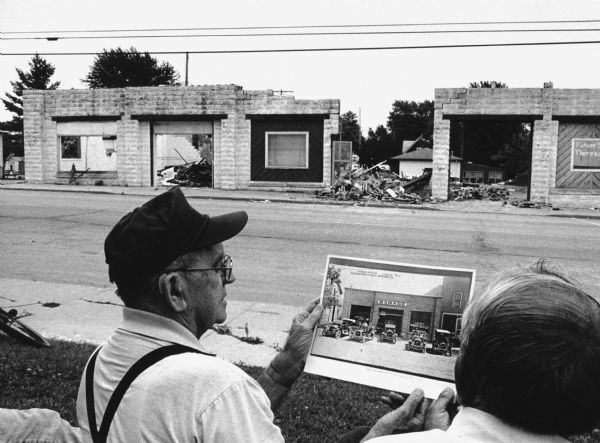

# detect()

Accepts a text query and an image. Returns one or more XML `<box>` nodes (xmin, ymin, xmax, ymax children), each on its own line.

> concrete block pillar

<box><xmin>23</xmin><ymin>90</ymin><xmax>45</xmax><ymax>183</ymax></box>
<box><xmin>432</xmin><ymin>109</ymin><xmax>451</xmax><ymax>201</ymax></box>
<box><xmin>530</xmin><ymin>119</ymin><xmax>559</xmax><ymax>202</ymax></box>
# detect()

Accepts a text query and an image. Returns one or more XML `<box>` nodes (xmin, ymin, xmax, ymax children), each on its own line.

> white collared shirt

<box><xmin>76</xmin><ymin>307</ymin><xmax>283</xmax><ymax>442</ymax></box>
<box><xmin>370</xmin><ymin>407</ymin><xmax>569</xmax><ymax>443</ymax></box>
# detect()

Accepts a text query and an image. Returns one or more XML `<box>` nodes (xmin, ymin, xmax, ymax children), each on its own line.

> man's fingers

<box><xmin>302</xmin><ymin>297</ymin><xmax>321</xmax><ymax>316</ymax></box>
<box><xmin>380</xmin><ymin>392</ymin><xmax>406</xmax><ymax>409</ymax></box>
<box><xmin>303</xmin><ymin>303</ymin><xmax>324</xmax><ymax>328</ymax></box>
<box><xmin>430</xmin><ymin>388</ymin><xmax>455</xmax><ymax>411</ymax></box>
<box><xmin>392</xmin><ymin>388</ymin><xmax>424</xmax><ymax>420</ymax></box>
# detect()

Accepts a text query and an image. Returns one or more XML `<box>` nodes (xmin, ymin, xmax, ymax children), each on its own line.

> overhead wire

<box><xmin>3</xmin><ymin>18</ymin><xmax>600</xmax><ymax>34</ymax></box>
<box><xmin>4</xmin><ymin>27</ymin><xmax>600</xmax><ymax>40</ymax></box>
<box><xmin>3</xmin><ymin>39</ymin><xmax>600</xmax><ymax>56</ymax></box>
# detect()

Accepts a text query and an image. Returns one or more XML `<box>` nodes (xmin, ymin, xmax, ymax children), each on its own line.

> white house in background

<box><xmin>390</xmin><ymin>148</ymin><xmax>462</xmax><ymax>179</ymax></box>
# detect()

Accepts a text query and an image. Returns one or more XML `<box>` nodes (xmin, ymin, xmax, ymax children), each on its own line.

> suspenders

<box><xmin>85</xmin><ymin>344</ymin><xmax>201</xmax><ymax>443</ymax></box>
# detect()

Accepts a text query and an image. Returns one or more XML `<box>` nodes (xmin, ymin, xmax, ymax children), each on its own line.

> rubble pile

<box><xmin>158</xmin><ymin>159</ymin><xmax>212</xmax><ymax>187</ymax></box>
<box><xmin>316</xmin><ymin>168</ymin><xmax>428</xmax><ymax>204</ymax></box>
<box><xmin>449</xmin><ymin>183</ymin><xmax>510</xmax><ymax>201</ymax></box>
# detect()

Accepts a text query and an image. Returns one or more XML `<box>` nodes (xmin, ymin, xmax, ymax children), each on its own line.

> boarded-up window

<box><xmin>265</xmin><ymin>132</ymin><xmax>309</xmax><ymax>168</ymax></box>
<box><xmin>57</xmin><ymin>121</ymin><xmax>118</xmax><ymax>172</ymax></box>
<box><xmin>59</xmin><ymin>136</ymin><xmax>117</xmax><ymax>172</ymax></box>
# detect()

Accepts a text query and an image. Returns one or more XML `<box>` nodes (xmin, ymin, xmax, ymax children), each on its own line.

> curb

<box><xmin>2</xmin><ymin>183</ymin><xmax>600</xmax><ymax>220</ymax></box>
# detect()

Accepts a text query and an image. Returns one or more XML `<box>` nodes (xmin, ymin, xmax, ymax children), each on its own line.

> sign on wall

<box><xmin>376</xmin><ymin>300</ymin><xmax>409</xmax><ymax>308</ymax></box>
<box><xmin>571</xmin><ymin>138</ymin><xmax>600</xmax><ymax>171</ymax></box>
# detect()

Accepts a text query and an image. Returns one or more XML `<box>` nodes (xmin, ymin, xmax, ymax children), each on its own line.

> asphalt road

<box><xmin>1</xmin><ymin>190</ymin><xmax>599</xmax><ymax>307</ymax></box>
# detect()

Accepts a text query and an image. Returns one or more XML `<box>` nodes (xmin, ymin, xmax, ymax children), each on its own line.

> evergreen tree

<box><xmin>1</xmin><ymin>54</ymin><xmax>60</xmax><ymax>159</ymax></box>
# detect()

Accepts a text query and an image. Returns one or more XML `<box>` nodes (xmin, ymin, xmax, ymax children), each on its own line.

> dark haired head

<box><xmin>455</xmin><ymin>260</ymin><xmax>600</xmax><ymax>436</ymax></box>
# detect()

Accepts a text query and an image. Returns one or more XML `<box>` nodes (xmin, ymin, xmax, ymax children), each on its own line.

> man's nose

<box><xmin>225</xmin><ymin>271</ymin><xmax>235</xmax><ymax>285</ymax></box>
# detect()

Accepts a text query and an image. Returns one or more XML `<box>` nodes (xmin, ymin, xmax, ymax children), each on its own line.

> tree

<box><xmin>83</xmin><ymin>47</ymin><xmax>180</xmax><ymax>88</ymax></box>
<box><xmin>360</xmin><ymin>125</ymin><xmax>396</xmax><ymax>167</ymax></box>
<box><xmin>469</xmin><ymin>80</ymin><xmax>508</xmax><ymax>88</ymax></box>
<box><xmin>451</xmin><ymin>81</ymin><xmax>531</xmax><ymax>178</ymax></box>
<box><xmin>339</xmin><ymin>111</ymin><xmax>364</xmax><ymax>155</ymax></box>
<box><xmin>1</xmin><ymin>54</ymin><xmax>60</xmax><ymax>159</ymax></box>
<box><xmin>387</xmin><ymin>100</ymin><xmax>434</xmax><ymax>142</ymax></box>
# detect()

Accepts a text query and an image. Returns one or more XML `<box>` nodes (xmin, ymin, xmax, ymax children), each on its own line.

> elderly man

<box><xmin>75</xmin><ymin>187</ymin><xmax>322</xmax><ymax>442</ymax></box>
<box><xmin>361</xmin><ymin>260</ymin><xmax>600</xmax><ymax>442</ymax></box>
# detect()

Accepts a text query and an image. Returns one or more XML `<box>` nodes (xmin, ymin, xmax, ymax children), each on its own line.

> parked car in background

<box><xmin>381</xmin><ymin>321</ymin><xmax>398</xmax><ymax>344</ymax></box>
<box><xmin>428</xmin><ymin>329</ymin><xmax>453</xmax><ymax>357</ymax></box>
<box><xmin>408</xmin><ymin>329</ymin><xmax>427</xmax><ymax>353</ymax></box>
<box><xmin>321</xmin><ymin>318</ymin><xmax>356</xmax><ymax>338</ymax></box>
<box><xmin>349</xmin><ymin>324</ymin><xmax>375</xmax><ymax>343</ymax></box>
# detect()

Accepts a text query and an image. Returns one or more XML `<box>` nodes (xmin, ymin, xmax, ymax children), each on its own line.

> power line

<box><xmin>3</xmin><ymin>18</ymin><xmax>600</xmax><ymax>35</ymax></box>
<box><xmin>4</xmin><ymin>27</ymin><xmax>600</xmax><ymax>41</ymax></box>
<box><xmin>3</xmin><ymin>39</ymin><xmax>600</xmax><ymax>56</ymax></box>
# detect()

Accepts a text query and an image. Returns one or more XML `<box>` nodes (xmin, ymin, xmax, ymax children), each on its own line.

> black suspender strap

<box><xmin>85</xmin><ymin>344</ymin><xmax>201</xmax><ymax>443</ymax></box>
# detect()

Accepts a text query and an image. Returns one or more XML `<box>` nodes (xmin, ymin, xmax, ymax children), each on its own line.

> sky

<box><xmin>2</xmin><ymin>0</ymin><xmax>600</xmax><ymax>133</ymax></box>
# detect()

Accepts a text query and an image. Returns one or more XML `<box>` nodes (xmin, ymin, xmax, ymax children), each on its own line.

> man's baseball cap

<box><xmin>104</xmin><ymin>187</ymin><xmax>248</xmax><ymax>282</ymax></box>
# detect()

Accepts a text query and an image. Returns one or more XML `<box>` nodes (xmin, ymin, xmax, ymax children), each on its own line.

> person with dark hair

<box><xmin>361</xmin><ymin>260</ymin><xmax>600</xmax><ymax>442</ymax></box>
<box><xmin>75</xmin><ymin>187</ymin><xmax>322</xmax><ymax>442</ymax></box>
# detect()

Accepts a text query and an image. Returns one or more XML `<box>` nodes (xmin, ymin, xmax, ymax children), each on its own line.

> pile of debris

<box><xmin>315</xmin><ymin>163</ymin><xmax>430</xmax><ymax>204</ymax></box>
<box><xmin>449</xmin><ymin>183</ymin><xmax>510</xmax><ymax>201</ymax></box>
<box><xmin>158</xmin><ymin>158</ymin><xmax>212</xmax><ymax>187</ymax></box>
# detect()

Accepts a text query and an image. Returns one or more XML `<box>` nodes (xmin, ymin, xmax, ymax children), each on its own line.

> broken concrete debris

<box><xmin>448</xmin><ymin>183</ymin><xmax>510</xmax><ymax>201</ymax></box>
<box><xmin>158</xmin><ymin>159</ymin><xmax>212</xmax><ymax>187</ymax></box>
<box><xmin>315</xmin><ymin>169</ymin><xmax>426</xmax><ymax>203</ymax></box>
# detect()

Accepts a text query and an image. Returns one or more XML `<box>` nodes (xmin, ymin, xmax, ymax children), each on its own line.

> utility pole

<box><xmin>358</xmin><ymin>107</ymin><xmax>362</xmax><ymax>152</ymax></box>
<box><xmin>185</xmin><ymin>52</ymin><xmax>189</xmax><ymax>86</ymax></box>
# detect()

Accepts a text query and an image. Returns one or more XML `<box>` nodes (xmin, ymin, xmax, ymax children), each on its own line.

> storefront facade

<box><xmin>23</xmin><ymin>85</ymin><xmax>339</xmax><ymax>190</ymax></box>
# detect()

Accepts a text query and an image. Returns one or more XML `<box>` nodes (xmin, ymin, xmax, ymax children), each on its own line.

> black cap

<box><xmin>104</xmin><ymin>187</ymin><xmax>247</xmax><ymax>281</ymax></box>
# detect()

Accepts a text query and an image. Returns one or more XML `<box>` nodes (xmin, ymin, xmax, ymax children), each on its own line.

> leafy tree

<box><xmin>451</xmin><ymin>81</ymin><xmax>531</xmax><ymax>178</ymax></box>
<box><xmin>359</xmin><ymin>125</ymin><xmax>396</xmax><ymax>167</ymax></box>
<box><xmin>1</xmin><ymin>54</ymin><xmax>60</xmax><ymax>159</ymax></box>
<box><xmin>83</xmin><ymin>47</ymin><xmax>180</xmax><ymax>88</ymax></box>
<box><xmin>387</xmin><ymin>100</ymin><xmax>434</xmax><ymax>142</ymax></box>
<box><xmin>339</xmin><ymin>111</ymin><xmax>364</xmax><ymax>155</ymax></box>
<box><xmin>469</xmin><ymin>80</ymin><xmax>508</xmax><ymax>88</ymax></box>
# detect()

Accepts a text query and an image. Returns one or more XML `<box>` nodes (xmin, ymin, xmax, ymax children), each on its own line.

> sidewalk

<box><xmin>2</xmin><ymin>180</ymin><xmax>600</xmax><ymax>219</ymax></box>
<box><xmin>1</xmin><ymin>277</ymin><xmax>296</xmax><ymax>367</ymax></box>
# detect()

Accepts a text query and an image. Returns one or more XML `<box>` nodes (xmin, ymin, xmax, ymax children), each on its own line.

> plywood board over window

<box><xmin>56</xmin><ymin>122</ymin><xmax>118</xmax><ymax>172</ymax></box>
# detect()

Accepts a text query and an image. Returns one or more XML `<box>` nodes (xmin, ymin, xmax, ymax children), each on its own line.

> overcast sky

<box><xmin>2</xmin><ymin>0</ymin><xmax>600</xmax><ymax>132</ymax></box>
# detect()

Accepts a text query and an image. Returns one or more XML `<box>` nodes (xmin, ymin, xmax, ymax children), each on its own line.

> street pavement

<box><xmin>1</xmin><ymin>181</ymin><xmax>600</xmax><ymax>369</ymax></box>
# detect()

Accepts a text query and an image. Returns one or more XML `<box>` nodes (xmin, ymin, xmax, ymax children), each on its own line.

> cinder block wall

<box><xmin>23</xmin><ymin>85</ymin><xmax>340</xmax><ymax>189</ymax></box>
<box><xmin>433</xmin><ymin>86</ymin><xmax>600</xmax><ymax>204</ymax></box>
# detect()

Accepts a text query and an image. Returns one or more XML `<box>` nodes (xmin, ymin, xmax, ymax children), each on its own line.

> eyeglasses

<box><xmin>168</xmin><ymin>255</ymin><xmax>233</xmax><ymax>284</ymax></box>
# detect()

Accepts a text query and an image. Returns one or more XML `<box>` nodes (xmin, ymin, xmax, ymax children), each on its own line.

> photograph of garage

<box><xmin>311</xmin><ymin>256</ymin><xmax>475</xmax><ymax>382</ymax></box>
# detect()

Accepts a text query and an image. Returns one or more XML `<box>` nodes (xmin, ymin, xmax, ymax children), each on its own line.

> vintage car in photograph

<box><xmin>408</xmin><ymin>330</ymin><xmax>427</xmax><ymax>352</ymax></box>
<box><xmin>349</xmin><ymin>324</ymin><xmax>375</xmax><ymax>343</ymax></box>
<box><xmin>321</xmin><ymin>318</ymin><xmax>356</xmax><ymax>339</ymax></box>
<box><xmin>381</xmin><ymin>321</ymin><xmax>398</xmax><ymax>344</ymax></box>
<box><xmin>427</xmin><ymin>329</ymin><xmax>453</xmax><ymax>357</ymax></box>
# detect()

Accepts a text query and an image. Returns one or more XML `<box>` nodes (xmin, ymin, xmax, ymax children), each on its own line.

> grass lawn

<box><xmin>1</xmin><ymin>335</ymin><xmax>598</xmax><ymax>442</ymax></box>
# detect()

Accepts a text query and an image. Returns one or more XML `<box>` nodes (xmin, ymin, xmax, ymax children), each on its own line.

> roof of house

<box><xmin>390</xmin><ymin>148</ymin><xmax>462</xmax><ymax>161</ymax></box>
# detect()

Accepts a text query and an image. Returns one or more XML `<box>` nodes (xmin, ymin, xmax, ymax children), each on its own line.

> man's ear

<box><xmin>158</xmin><ymin>273</ymin><xmax>188</xmax><ymax>313</ymax></box>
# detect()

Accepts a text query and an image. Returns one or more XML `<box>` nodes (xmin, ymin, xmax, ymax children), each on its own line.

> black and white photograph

<box><xmin>305</xmin><ymin>256</ymin><xmax>475</xmax><ymax>395</ymax></box>
<box><xmin>2</xmin><ymin>0</ymin><xmax>600</xmax><ymax>441</ymax></box>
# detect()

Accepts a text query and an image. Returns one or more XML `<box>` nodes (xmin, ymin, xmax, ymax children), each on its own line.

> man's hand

<box><xmin>360</xmin><ymin>389</ymin><xmax>427</xmax><ymax>442</ymax></box>
<box><xmin>283</xmin><ymin>297</ymin><xmax>324</xmax><ymax>361</ymax></box>
<box><xmin>424</xmin><ymin>388</ymin><xmax>456</xmax><ymax>431</ymax></box>
<box><xmin>269</xmin><ymin>298</ymin><xmax>323</xmax><ymax>382</ymax></box>
<box><xmin>259</xmin><ymin>298</ymin><xmax>323</xmax><ymax>411</ymax></box>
